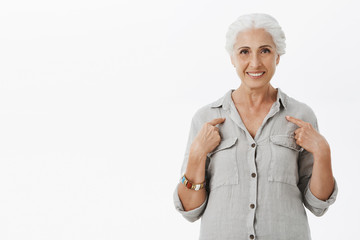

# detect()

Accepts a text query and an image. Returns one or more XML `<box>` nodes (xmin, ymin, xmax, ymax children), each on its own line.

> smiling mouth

<box><xmin>247</xmin><ymin>72</ymin><xmax>265</xmax><ymax>77</ymax></box>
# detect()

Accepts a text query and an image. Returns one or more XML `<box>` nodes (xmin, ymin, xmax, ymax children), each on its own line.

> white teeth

<box><xmin>248</xmin><ymin>72</ymin><xmax>264</xmax><ymax>77</ymax></box>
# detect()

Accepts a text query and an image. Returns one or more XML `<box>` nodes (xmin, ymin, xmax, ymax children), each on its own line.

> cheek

<box><xmin>238</xmin><ymin>66</ymin><xmax>248</xmax><ymax>76</ymax></box>
<box><xmin>271</xmin><ymin>62</ymin><xmax>277</xmax><ymax>70</ymax></box>
<box><xmin>265</xmin><ymin>58</ymin><xmax>277</xmax><ymax>71</ymax></box>
<box><xmin>236</xmin><ymin>61</ymin><xmax>248</xmax><ymax>72</ymax></box>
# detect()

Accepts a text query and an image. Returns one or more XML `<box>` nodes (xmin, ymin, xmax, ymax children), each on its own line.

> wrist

<box><xmin>313</xmin><ymin>145</ymin><xmax>331</xmax><ymax>161</ymax></box>
<box><xmin>185</xmin><ymin>151</ymin><xmax>207</xmax><ymax>183</ymax></box>
<box><xmin>189</xmin><ymin>146</ymin><xmax>207</xmax><ymax>163</ymax></box>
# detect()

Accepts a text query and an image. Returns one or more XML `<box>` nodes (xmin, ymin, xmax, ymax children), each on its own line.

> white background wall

<box><xmin>0</xmin><ymin>0</ymin><xmax>359</xmax><ymax>239</ymax></box>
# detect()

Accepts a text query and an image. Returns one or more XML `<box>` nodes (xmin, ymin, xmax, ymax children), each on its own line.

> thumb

<box><xmin>208</xmin><ymin>117</ymin><xmax>226</xmax><ymax>126</ymax></box>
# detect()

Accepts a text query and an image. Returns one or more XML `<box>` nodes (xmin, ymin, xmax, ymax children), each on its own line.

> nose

<box><xmin>249</xmin><ymin>53</ymin><xmax>262</xmax><ymax>67</ymax></box>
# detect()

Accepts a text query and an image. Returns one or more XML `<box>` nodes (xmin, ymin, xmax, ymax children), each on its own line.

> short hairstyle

<box><xmin>225</xmin><ymin>13</ymin><xmax>286</xmax><ymax>56</ymax></box>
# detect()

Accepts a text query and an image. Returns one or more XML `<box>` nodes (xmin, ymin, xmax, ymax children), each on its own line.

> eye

<box><xmin>261</xmin><ymin>48</ymin><xmax>271</xmax><ymax>53</ymax></box>
<box><xmin>239</xmin><ymin>49</ymin><xmax>249</xmax><ymax>54</ymax></box>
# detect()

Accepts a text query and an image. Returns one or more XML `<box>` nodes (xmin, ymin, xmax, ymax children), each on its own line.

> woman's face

<box><xmin>230</xmin><ymin>28</ymin><xmax>280</xmax><ymax>90</ymax></box>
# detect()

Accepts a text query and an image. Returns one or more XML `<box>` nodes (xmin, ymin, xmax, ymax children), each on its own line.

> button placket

<box><xmin>247</xmin><ymin>141</ymin><xmax>258</xmax><ymax>239</ymax></box>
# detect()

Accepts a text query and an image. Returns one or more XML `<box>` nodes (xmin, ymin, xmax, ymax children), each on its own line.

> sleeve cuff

<box><xmin>173</xmin><ymin>184</ymin><xmax>208</xmax><ymax>222</ymax></box>
<box><xmin>304</xmin><ymin>177</ymin><xmax>338</xmax><ymax>215</ymax></box>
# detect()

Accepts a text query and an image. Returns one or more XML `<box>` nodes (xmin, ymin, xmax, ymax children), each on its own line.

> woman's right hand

<box><xmin>178</xmin><ymin>118</ymin><xmax>226</xmax><ymax>210</ymax></box>
<box><xmin>190</xmin><ymin>117</ymin><xmax>226</xmax><ymax>160</ymax></box>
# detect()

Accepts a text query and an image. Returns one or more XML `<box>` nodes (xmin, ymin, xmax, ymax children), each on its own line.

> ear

<box><xmin>276</xmin><ymin>54</ymin><xmax>280</xmax><ymax>65</ymax></box>
<box><xmin>230</xmin><ymin>54</ymin><xmax>235</xmax><ymax>67</ymax></box>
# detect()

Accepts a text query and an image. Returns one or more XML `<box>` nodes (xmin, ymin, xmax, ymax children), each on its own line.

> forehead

<box><xmin>234</xmin><ymin>28</ymin><xmax>275</xmax><ymax>48</ymax></box>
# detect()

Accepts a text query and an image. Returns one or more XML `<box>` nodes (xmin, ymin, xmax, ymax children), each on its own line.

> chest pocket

<box><xmin>268</xmin><ymin>135</ymin><xmax>303</xmax><ymax>187</ymax></box>
<box><xmin>206</xmin><ymin>137</ymin><xmax>239</xmax><ymax>190</ymax></box>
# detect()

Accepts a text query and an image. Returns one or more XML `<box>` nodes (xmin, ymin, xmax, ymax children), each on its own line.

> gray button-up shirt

<box><xmin>173</xmin><ymin>88</ymin><xmax>338</xmax><ymax>240</ymax></box>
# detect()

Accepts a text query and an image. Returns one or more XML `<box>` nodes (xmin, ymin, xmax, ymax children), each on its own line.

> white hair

<box><xmin>225</xmin><ymin>13</ymin><xmax>286</xmax><ymax>56</ymax></box>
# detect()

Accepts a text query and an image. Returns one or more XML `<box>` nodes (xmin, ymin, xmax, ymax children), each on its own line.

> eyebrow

<box><xmin>259</xmin><ymin>45</ymin><xmax>273</xmax><ymax>48</ymax></box>
<box><xmin>237</xmin><ymin>45</ymin><xmax>273</xmax><ymax>50</ymax></box>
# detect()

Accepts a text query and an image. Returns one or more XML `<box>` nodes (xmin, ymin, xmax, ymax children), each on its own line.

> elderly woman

<box><xmin>173</xmin><ymin>13</ymin><xmax>338</xmax><ymax>240</ymax></box>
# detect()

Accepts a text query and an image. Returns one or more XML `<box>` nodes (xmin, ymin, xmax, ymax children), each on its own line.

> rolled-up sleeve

<box><xmin>173</xmin><ymin>112</ymin><xmax>208</xmax><ymax>222</ymax></box>
<box><xmin>303</xmin><ymin>176</ymin><xmax>338</xmax><ymax>216</ymax></box>
<box><xmin>173</xmin><ymin>184</ymin><xmax>208</xmax><ymax>222</ymax></box>
<box><xmin>297</xmin><ymin>112</ymin><xmax>338</xmax><ymax>217</ymax></box>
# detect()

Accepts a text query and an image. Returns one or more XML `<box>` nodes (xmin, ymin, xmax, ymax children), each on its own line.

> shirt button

<box><xmin>251</xmin><ymin>143</ymin><xmax>256</xmax><ymax>148</ymax></box>
<box><xmin>250</xmin><ymin>203</ymin><xmax>255</xmax><ymax>209</ymax></box>
<box><xmin>251</xmin><ymin>173</ymin><xmax>256</xmax><ymax>178</ymax></box>
<box><xmin>250</xmin><ymin>234</ymin><xmax>255</xmax><ymax>239</ymax></box>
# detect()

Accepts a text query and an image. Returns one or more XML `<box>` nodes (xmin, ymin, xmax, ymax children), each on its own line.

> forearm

<box><xmin>178</xmin><ymin>150</ymin><xmax>207</xmax><ymax>211</ymax></box>
<box><xmin>309</xmin><ymin>146</ymin><xmax>335</xmax><ymax>201</ymax></box>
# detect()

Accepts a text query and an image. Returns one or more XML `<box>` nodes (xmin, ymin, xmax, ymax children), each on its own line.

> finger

<box><xmin>286</xmin><ymin>115</ymin><xmax>305</xmax><ymax>127</ymax></box>
<box><xmin>294</xmin><ymin>133</ymin><xmax>300</xmax><ymax>140</ymax></box>
<box><xmin>208</xmin><ymin>117</ymin><xmax>226</xmax><ymax>126</ymax></box>
<box><xmin>216</xmin><ymin>129</ymin><xmax>222</xmax><ymax>138</ymax></box>
<box><xmin>294</xmin><ymin>128</ymin><xmax>302</xmax><ymax>135</ymax></box>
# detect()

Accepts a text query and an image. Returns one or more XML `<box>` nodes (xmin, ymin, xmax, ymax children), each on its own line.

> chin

<box><xmin>242</xmin><ymin>79</ymin><xmax>270</xmax><ymax>90</ymax></box>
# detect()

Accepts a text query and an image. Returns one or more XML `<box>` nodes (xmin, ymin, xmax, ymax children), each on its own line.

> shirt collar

<box><xmin>210</xmin><ymin>87</ymin><xmax>288</xmax><ymax>110</ymax></box>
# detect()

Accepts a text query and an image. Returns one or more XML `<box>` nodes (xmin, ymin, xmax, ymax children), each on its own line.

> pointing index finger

<box><xmin>208</xmin><ymin>117</ymin><xmax>226</xmax><ymax>126</ymax></box>
<box><xmin>286</xmin><ymin>115</ymin><xmax>305</xmax><ymax>127</ymax></box>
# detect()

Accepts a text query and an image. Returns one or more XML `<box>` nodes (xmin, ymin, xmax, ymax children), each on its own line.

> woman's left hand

<box><xmin>285</xmin><ymin>115</ymin><xmax>330</xmax><ymax>157</ymax></box>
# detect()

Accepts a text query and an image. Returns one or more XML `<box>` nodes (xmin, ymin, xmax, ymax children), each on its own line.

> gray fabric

<box><xmin>173</xmin><ymin>88</ymin><xmax>338</xmax><ymax>240</ymax></box>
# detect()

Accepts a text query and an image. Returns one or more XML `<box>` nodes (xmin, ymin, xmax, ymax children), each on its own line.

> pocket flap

<box><xmin>207</xmin><ymin>137</ymin><xmax>238</xmax><ymax>157</ymax></box>
<box><xmin>270</xmin><ymin>135</ymin><xmax>303</xmax><ymax>152</ymax></box>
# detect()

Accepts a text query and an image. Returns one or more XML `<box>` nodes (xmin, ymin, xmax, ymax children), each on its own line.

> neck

<box><xmin>232</xmin><ymin>84</ymin><xmax>277</xmax><ymax>108</ymax></box>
